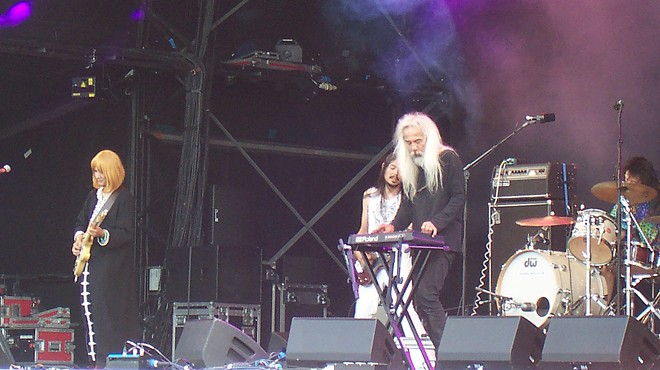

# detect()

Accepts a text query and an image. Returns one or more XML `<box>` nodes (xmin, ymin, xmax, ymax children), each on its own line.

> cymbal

<box><xmin>515</xmin><ymin>215</ymin><xmax>575</xmax><ymax>227</ymax></box>
<box><xmin>644</xmin><ymin>215</ymin><xmax>660</xmax><ymax>224</ymax></box>
<box><xmin>591</xmin><ymin>181</ymin><xmax>658</xmax><ymax>204</ymax></box>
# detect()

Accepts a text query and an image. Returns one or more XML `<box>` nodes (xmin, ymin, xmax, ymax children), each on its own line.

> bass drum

<box><xmin>496</xmin><ymin>250</ymin><xmax>609</xmax><ymax>327</ymax></box>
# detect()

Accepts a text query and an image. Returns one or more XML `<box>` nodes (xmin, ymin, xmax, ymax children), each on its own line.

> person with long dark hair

<box><xmin>352</xmin><ymin>153</ymin><xmax>425</xmax><ymax>336</ymax></box>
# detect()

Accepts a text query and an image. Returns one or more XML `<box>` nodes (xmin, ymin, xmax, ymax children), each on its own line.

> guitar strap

<box><xmin>94</xmin><ymin>190</ymin><xmax>119</xmax><ymax>226</ymax></box>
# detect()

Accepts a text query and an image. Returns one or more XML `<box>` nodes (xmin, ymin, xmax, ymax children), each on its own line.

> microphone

<box><xmin>146</xmin><ymin>359</ymin><xmax>170</xmax><ymax>368</ymax></box>
<box><xmin>613</xmin><ymin>99</ymin><xmax>624</xmax><ymax>111</ymax></box>
<box><xmin>503</xmin><ymin>157</ymin><xmax>517</xmax><ymax>165</ymax></box>
<box><xmin>525</xmin><ymin>113</ymin><xmax>556</xmax><ymax>123</ymax></box>
<box><xmin>0</xmin><ymin>165</ymin><xmax>11</xmax><ymax>174</ymax></box>
<box><xmin>519</xmin><ymin>302</ymin><xmax>536</xmax><ymax>312</ymax></box>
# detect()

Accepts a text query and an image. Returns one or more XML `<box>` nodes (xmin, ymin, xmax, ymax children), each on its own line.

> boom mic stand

<box><xmin>462</xmin><ymin>114</ymin><xmax>554</xmax><ymax>315</ymax></box>
<box><xmin>614</xmin><ymin>99</ymin><xmax>624</xmax><ymax>315</ymax></box>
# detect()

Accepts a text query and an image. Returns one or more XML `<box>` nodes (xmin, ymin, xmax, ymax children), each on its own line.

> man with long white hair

<box><xmin>374</xmin><ymin>112</ymin><xmax>465</xmax><ymax>349</ymax></box>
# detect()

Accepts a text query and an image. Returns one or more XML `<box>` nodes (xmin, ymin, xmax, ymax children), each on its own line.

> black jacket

<box><xmin>391</xmin><ymin>150</ymin><xmax>465</xmax><ymax>250</ymax></box>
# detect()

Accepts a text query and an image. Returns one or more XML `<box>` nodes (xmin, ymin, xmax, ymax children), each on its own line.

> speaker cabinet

<box><xmin>436</xmin><ymin>316</ymin><xmax>544</xmax><ymax>369</ymax></box>
<box><xmin>166</xmin><ymin>246</ymin><xmax>219</xmax><ymax>302</ymax></box>
<box><xmin>0</xmin><ymin>332</ymin><xmax>14</xmax><ymax>366</ymax></box>
<box><xmin>174</xmin><ymin>318</ymin><xmax>267</xmax><ymax>368</ymax></box>
<box><xmin>489</xmin><ymin>200</ymin><xmax>570</xmax><ymax>292</ymax></box>
<box><xmin>266</xmin><ymin>331</ymin><xmax>288</xmax><ymax>354</ymax></box>
<box><xmin>286</xmin><ymin>318</ymin><xmax>403</xmax><ymax>369</ymax></box>
<box><xmin>542</xmin><ymin>316</ymin><xmax>660</xmax><ymax>369</ymax></box>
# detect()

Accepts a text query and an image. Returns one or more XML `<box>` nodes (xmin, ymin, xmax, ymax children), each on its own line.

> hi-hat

<box><xmin>515</xmin><ymin>215</ymin><xmax>575</xmax><ymax>227</ymax></box>
<box><xmin>591</xmin><ymin>181</ymin><xmax>658</xmax><ymax>204</ymax></box>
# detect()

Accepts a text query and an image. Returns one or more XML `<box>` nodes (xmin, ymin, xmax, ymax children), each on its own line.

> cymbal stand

<box><xmin>579</xmin><ymin>214</ymin><xmax>611</xmax><ymax>315</ymax></box>
<box><xmin>619</xmin><ymin>196</ymin><xmax>659</xmax><ymax>321</ymax></box>
<box><xmin>584</xmin><ymin>213</ymin><xmax>594</xmax><ymax>315</ymax></box>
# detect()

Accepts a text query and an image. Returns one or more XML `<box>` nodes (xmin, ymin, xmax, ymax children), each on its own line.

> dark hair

<box><xmin>625</xmin><ymin>156</ymin><xmax>659</xmax><ymax>189</ymax></box>
<box><xmin>375</xmin><ymin>153</ymin><xmax>397</xmax><ymax>196</ymax></box>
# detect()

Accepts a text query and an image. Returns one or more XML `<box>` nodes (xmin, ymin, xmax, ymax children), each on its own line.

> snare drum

<box><xmin>496</xmin><ymin>249</ymin><xmax>608</xmax><ymax>327</ymax></box>
<box><xmin>568</xmin><ymin>209</ymin><xmax>617</xmax><ymax>265</ymax></box>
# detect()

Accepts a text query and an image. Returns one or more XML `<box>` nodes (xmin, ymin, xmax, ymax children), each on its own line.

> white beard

<box><xmin>413</xmin><ymin>155</ymin><xmax>424</xmax><ymax>166</ymax></box>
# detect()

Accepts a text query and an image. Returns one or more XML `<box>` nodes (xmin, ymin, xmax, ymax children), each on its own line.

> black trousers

<box><xmin>412</xmin><ymin>251</ymin><xmax>454</xmax><ymax>349</ymax></box>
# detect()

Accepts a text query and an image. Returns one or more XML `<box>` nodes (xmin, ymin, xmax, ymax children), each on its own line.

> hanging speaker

<box><xmin>542</xmin><ymin>316</ymin><xmax>660</xmax><ymax>369</ymax></box>
<box><xmin>286</xmin><ymin>318</ymin><xmax>404</xmax><ymax>369</ymax></box>
<box><xmin>436</xmin><ymin>316</ymin><xmax>545</xmax><ymax>369</ymax></box>
<box><xmin>174</xmin><ymin>318</ymin><xmax>267</xmax><ymax>368</ymax></box>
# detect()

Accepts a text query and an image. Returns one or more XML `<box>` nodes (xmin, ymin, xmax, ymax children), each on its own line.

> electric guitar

<box><xmin>73</xmin><ymin>210</ymin><xmax>108</xmax><ymax>282</ymax></box>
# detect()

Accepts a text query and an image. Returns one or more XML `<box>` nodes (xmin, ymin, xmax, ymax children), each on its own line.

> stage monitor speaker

<box><xmin>286</xmin><ymin>318</ymin><xmax>404</xmax><ymax>369</ymax></box>
<box><xmin>174</xmin><ymin>318</ymin><xmax>267</xmax><ymax>368</ymax></box>
<box><xmin>436</xmin><ymin>316</ymin><xmax>544</xmax><ymax>369</ymax></box>
<box><xmin>542</xmin><ymin>316</ymin><xmax>660</xmax><ymax>369</ymax></box>
<box><xmin>488</xmin><ymin>200</ymin><xmax>569</xmax><ymax>291</ymax></box>
<box><xmin>266</xmin><ymin>331</ymin><xmax>288</xmax><ymax>354</ymax></box>
<box><xmin>0</xmin><ymin>332</ymin><xmax>14</xmax><ymax>366</ymax></box>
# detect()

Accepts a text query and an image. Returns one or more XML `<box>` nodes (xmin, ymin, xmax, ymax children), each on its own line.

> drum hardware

<box><xmin>637</xmin><ymin>290</ymin><xmax>660</xmax><ymax>325</ymax></box>
<box><xmin>571</xmin><ymin>289</ymin><xmax>611</xmax><ymax>313</ymax></box>
<box><xmin>477</xmin><ymin>287</ymin><xmax>553</xmax><ymax>317</ymax></box>
<box><xmin>619</xmin><ymin>195</ymin><xmax>658</xmax><ymax>320</ymax></box>
<box><xmin>524</xmin><ymin>228</ymin><xmax>550</xmax><ymax>250</ymax></box>
<box><xmin>576</xmin><ymin>215</ymin><xmax>618</xmax><ymax>316</ymax></box>
<box><xmin>553</xmin><ymin>263</ymin><xmax>566</xmax><ymax>272</ymax></box>
<box><xmin>474</xmin><ymin>287</ymin><xmax>513</xmax><ymax>316</ymax></box>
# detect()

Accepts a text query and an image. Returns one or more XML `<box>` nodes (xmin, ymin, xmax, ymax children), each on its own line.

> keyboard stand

<box><xmin>356</xmin><ymin>238</ymin><xmax>449</xmax><ymax>370</ymax></box>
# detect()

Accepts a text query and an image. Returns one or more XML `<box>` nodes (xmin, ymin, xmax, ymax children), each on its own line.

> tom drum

<box><xmin>568</xmin><ymin>209</ymin><xmax>617</xmax><ymax>265</ymax></box>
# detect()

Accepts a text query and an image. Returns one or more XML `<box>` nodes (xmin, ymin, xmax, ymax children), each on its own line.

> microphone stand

<box><xmin>614</xmin><ymin>100</ymin><xmax>624</xmax><ymax>315</ymax></box>
<box><xmin>461</xmin><ymin>118</ymin><xmax>538</xmax><ymax>315</ymax></box>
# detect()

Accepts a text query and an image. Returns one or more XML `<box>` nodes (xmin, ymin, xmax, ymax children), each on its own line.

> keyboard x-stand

<box><xmin>347</xmin><ymin>231</ymin><xmax>451</xmax><ymax>370</ymax></box>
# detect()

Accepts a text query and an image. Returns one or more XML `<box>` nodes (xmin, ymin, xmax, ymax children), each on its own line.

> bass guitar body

<box><xmin>73</xmin><ymin>210</ymin><xmax>108</xmax><ymax>281</ymax></box>
<box><xmin>355</xmin><ymin>252</ymin><xmax>385</xmax><ymax>286</ymax></box>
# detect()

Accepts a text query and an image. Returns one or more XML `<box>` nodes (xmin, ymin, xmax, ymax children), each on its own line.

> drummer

<box><xmin>610</xmin><ymin>156</ymin><xmax>660</xmax><ymax>247</ymax></box>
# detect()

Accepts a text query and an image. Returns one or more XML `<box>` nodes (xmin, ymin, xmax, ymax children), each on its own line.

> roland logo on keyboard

<box><xmin>354</xmin><ymin>234</ymin><xmax>380</xmax><ymax>243</ymax></box>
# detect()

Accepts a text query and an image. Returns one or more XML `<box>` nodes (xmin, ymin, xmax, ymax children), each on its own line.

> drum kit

<box><xmin>494</xmin><ymin>180</ymin><xmax>659</xmax><ymax>328</ymax></box>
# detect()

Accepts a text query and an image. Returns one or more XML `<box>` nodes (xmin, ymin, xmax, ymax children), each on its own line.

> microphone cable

<box><xmin>472</xmin><ymin>159</ymin><xmax>512</xmax><ymax>316</ymax></box>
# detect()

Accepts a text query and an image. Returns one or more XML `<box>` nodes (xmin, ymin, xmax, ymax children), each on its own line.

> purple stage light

<box><xmin>131</xmin><ymin>4</ymin><xmax>145</xmax><ymax>22</ymax></box>
<box><xmin>0</xmin><ymin>1</ymin><xmax>31</xmax><ymax>28</ymax></box>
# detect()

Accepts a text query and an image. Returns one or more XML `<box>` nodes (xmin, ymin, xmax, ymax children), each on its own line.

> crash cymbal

<box><xmin>644</xmin><ymin>215</ymin><xmax>660</xmax><ymax>224</ymax></box>
<box><xmin>515</xmin><ymin>215</ymin><xmax>575</xmax><ymax>227</ymax></box>
<box><xmin>591</xmin><ymin>181</ymin><xmax>658</xmax><ymax>204</ymax></box>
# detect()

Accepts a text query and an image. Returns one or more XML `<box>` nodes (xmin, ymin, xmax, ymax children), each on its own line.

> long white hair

<box><xmin>393</xmin><ymin>112</ymin><xmax>455</xmax><ymax>200</ymax></box>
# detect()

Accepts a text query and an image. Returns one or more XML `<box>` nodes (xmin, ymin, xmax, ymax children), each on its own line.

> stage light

<box><xmin>0</xmin><ymin>1</ymin><xmax>31</xmax><ymax>28</ymax></box>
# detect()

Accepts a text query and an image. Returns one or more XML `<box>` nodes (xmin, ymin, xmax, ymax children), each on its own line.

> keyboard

<box><xmin>347</xmin><ymin>231</ymin><xmax>448</xmax><ymax>250</ymax></box>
